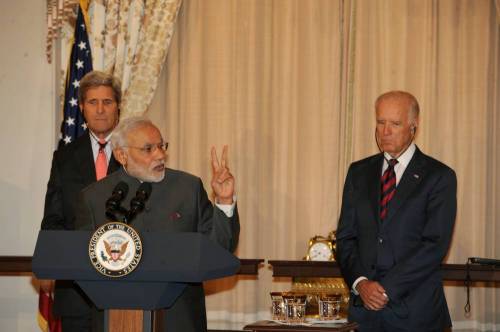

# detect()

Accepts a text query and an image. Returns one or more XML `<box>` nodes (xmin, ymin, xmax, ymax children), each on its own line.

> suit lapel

<box><xmin>367</xmin><ymin>154</ymin><xmax>384</xmax><ymax>223</ymax></box>
<box><xmin>73</xmin><ymin>133</ymin><xmax>97</xmax><ymax>186</ymax></box>
<box><xmin>108</xmin><ymin>154</ymin><xmax>120</xmax><ymax>175</ymax></box>
<box><xmin>74</xmin><ymin>133</ymin><xmax>121</xmax><ymax>184</ymax></box>
<box><xmin>384</xmin><ymin>148</ymin><xmax>427</xmax><ymax>225</ymax></box>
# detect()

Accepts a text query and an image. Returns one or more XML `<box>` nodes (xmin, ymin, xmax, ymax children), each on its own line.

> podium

<box><xmin>32</xmin><ymin>230</ymin><xmax>240</xmax><ymax>331</ymax></box>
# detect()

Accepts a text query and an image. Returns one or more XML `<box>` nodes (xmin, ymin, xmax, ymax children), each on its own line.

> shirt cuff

<box><xmin>215</xmin><ymin>197</ymin><xmax>236</xmax><ymax>218</ymax></box>
<box><xmin>352</xmin><ymin>276</ymin><xmax>368</xmax><ymax>295</ymax></box>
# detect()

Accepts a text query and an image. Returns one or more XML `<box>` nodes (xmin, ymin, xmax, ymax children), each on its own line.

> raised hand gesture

<box><xmin>211</xmin><ymin>145</ymin><xmax>235</xmax><ymax>204</ymax></box>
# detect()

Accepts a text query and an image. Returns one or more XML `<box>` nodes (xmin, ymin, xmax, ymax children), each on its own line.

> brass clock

<box><xmin>297</xmin><ymin>231</ymin><xmax>348</xmax><ymax>318</ymax></box>
<box><xmin>304</xmin><ymin>231</ymin><xmax>336</xmax><ymax>261</ymax></box>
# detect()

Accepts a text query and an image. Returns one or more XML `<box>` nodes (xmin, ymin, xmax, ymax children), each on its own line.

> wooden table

<box><xmin>243</xmin><ymin>320</ymin><xmax>357</xmax><ymax>332</ymax></box>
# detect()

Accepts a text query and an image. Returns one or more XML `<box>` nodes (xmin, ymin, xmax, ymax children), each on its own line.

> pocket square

<box><xmin>170</xmin><ymin>212</ymin><xmax>182</xmax><ymax>220</ymax></box>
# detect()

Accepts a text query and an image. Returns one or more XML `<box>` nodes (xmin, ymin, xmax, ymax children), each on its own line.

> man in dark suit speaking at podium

<box><xmin>336</xmin><ymin>91</ymin><xmax>457</xmax><ymax>332</ymax></box>
<box><xmin>75</xmin><ymin>116</ymin><xmax>240</xmax><ymax>332</ymax></box>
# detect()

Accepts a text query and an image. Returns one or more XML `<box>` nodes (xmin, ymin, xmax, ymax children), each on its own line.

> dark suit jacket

<box><xmin>41</xmin><ymin>132</ymin><xmax>119</xmax><ymax>316</ymax></box>
<box><xmin>336</xmin><ymin>147</ymin><xmax>456</xmax><ymax>331</ymax></box>
<box><xmin>74</xmin><ymin>167</ymin><xmax>240</xmax><ymax>332</ymax></box>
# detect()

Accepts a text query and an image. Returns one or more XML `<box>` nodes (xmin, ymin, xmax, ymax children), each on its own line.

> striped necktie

<box><xmin>380</xmin><ymin>159</ymin><xmax>398</xmax><ymax>220</ymax></box>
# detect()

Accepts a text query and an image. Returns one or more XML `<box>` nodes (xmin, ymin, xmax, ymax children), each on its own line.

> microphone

<box><xmin>126</xmin><ymin>182</ymin><xmax>152</xmax><ymax>223</ymax></box>
<box><xmin>105</xmin><ymin>182</ymin><xmax>129</xmax><ymax>220</ymax></box>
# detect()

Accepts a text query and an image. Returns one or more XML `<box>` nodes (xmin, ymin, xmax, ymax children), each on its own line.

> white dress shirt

<box><xmin>89</xmin><ymin>131</ymin><xmax>113</xmax><ymax>164</ymax></box>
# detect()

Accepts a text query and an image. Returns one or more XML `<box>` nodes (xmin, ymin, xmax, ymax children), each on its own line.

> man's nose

<box><xmin>153</xmin><ymin>146</ymin><xmax>166</xmax><ymax>159</ymax></box>
<box><xmin>383</xmin><ymin>125</ymin><xmax>391</xmax><ymax>135</ymax></box>
<box><xmin>96</xmin><ymin>101</ymin><xmax>105</xmax><ymax>113</ymax></box>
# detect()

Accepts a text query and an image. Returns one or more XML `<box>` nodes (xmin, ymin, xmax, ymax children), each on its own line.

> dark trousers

<box><xmin>60</xmin><ymin>309</ymin><xmax>103</xmax><ymax>332</ymax></box>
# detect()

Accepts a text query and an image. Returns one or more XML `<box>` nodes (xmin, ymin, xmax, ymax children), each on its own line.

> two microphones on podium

<box><xmin>105</xmin><ymin>181</ymin><xmax>152</xmax><ymax>224</ymax></box>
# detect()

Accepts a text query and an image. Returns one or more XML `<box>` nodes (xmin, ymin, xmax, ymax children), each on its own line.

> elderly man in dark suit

<box><xmin>40</xmin><ymin>71</ymin><xmax>121</xmax><ymax>331</ymax></box>
<box><xmin>74</xmin><ymin>116</ymin><xmax>240</xmax><ymax>332</ymax></box>
<box><xmin>336</xmin><ymin>91</ymin><xmax>457</xmax><ymax>332</ymax></box>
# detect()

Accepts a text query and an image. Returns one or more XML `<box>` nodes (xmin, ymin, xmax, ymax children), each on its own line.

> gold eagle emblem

<box><xmin>104</xmin><ymin>240</ymin><xmax>129</xmax><ymax>262</ymax></box>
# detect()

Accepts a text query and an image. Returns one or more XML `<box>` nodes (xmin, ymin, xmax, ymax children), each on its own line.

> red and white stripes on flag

<box><xmin>37</xmin><ymin>291</ymin><xmax>61</xmax><ymax>332</ymax></box>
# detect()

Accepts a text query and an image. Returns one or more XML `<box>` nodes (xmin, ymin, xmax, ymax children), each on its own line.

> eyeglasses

<box><xmin>125</xmin><ymin>142</ymin><xmax>169</xmax><ymax>154</ymax></box>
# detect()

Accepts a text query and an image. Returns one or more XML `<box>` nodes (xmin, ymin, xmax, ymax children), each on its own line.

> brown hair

<box><xmin>78</xmin><ymin>70</ymin><xmax>122</xmax><ymax>105</ymax></box>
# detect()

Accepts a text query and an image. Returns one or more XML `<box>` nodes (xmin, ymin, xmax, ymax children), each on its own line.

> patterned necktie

<box><xmin>380</xmin><ymin>158</ymin><xmax>398</xmax><ymax>220</ymax></box>
<box><xmin>95</xmin><ymin>140</ymin><xmax>108</xmax><ymax>181</ymax></box>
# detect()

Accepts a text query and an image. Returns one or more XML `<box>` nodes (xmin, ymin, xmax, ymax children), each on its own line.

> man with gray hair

<box><xmin>75</xmin><ymin>117</ymin><xmax>240</xmax><ymax>331</ymax></box>
<box><xmin>336</xmin><ymin>91</ymin><xmax>456</xmax><ymax>331</ymax></box>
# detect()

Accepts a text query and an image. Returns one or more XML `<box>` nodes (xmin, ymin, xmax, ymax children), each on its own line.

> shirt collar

<box><xmin>384</xmin><ymin>143</ymin><xmax>416</xmax><ymax>168</ymax></box>
<box><xmin>89</xmin><ymin>130</ymin><xmax>112</xmax><ymax>144</ymax></box>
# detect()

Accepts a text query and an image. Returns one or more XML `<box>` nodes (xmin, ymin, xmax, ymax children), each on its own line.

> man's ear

<box><xmin>113</xmin><ymin>148</ymin><xmax>127</xmax><ymax>166</ymax></box>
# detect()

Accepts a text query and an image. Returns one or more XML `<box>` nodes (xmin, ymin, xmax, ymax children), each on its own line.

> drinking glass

<box><xmin>318</xmin><ymin>293</ymin><xmax>341</xmax><ymax>320</ymax></box>
<box><xmin>283</xmin><ymin>294</ymin><xmax>307</xmax><ymax>323</ymax></box>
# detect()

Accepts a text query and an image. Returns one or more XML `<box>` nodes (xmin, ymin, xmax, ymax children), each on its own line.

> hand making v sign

<box><xmin>211</xmin><ymin>145</ymin><xmax>235</xmax><ymax>204</ymax></box>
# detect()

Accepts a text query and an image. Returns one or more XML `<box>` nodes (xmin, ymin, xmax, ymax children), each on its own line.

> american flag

<box><xmin>37</xmin><ymin>290</ymin><xmax>61</xmax><ymax>332</ymax></box>
<box><xmin>37</xmin><ymin>4</ymin><xmax>92</xmax><ymax>332</ymax></box>
<box><xmin>60</xmin><ymin>3</ymin><xmax>93</xmax><ymax>146</ymax></box>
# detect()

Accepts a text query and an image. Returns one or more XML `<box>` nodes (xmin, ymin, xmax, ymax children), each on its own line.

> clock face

<box><xmin>308</xmin><ymin>241</ymin><xmax>333</xmax><ymax>261</ymax></box>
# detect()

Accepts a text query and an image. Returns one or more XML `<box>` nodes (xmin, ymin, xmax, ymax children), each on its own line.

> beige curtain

<box><xmin>53</xmin><ymin>0</ymin><xmax>182</xmax><ymax>118</ymax></box>
<box><xmin>348</xmin><ymin>1</ymin><xmax>500</xmax><ymax>329</ymax></box>
<box><xmin>148</xmin><ymin>0</ymin><xmax>500</xmax><ymax>330</ymax></box>
<box><xmin>88</xmin><ymin>0</ymin><xmax>182</xmax><ymax>118</ymax></box>
<box><xmin>46</xmin><ymin>0</ymin><xmax>79</xmax><ymax>63</ymax></box>
<box><xmin>149</xmin><ymin>0</ymin><xmax>348</xmax><ymax>328</ymax></box>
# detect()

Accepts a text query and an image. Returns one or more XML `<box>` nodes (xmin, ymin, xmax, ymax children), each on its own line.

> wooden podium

<box><xmin>108</xmin><ymin>310</ymin><xmax>144</xmax><ymax>332</ymax></box>
<box><xmin>32</xmin><ymin>230</ymin><xmax>240</xmax><ymax>332</ymax></box>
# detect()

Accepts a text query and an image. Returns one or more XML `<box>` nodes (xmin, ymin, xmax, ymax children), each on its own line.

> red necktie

<box><xmin>380</xmin><ymin>159</ymin><xmax>398</xmax><ymax>220</ymax></box>
<box><xmin>95</xmin><ymin>140</ymin><xmax>108</xmax><ymax>181</ymax></box>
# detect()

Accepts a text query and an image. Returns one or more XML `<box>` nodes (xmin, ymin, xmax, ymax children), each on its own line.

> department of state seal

<box><xmin>88</xmin><ymin>222</ymin><xmax>142</xmax><ymax>277</ymax></box>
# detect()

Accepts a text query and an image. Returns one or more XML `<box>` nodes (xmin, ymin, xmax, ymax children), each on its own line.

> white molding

<box><xmin>452</xmin><ymin>320</ymin><xmax>500</xmax><ymax>331</ymax></box>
